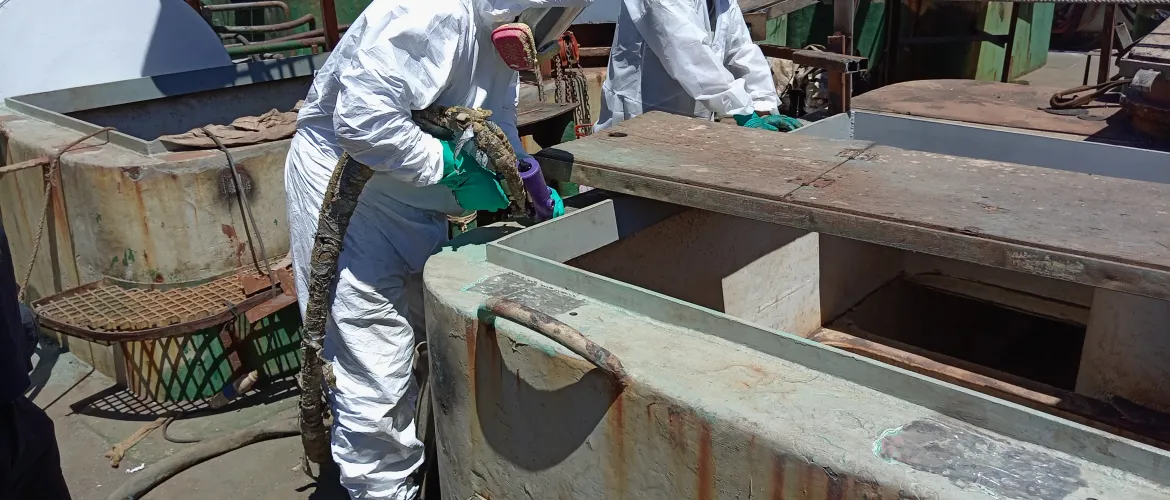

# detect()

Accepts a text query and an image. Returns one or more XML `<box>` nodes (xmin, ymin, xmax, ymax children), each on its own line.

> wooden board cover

<box><xmin>535</xmin><ymin>112</ymin><xmax>1170</xmax><ymax>300</ymax></box>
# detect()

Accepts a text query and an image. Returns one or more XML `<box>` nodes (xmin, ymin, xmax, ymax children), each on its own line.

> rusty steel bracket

<box><xmin>756</xmin><ymin>44</ymin><xmax>868</xmax><ymax>74</ymax></box>
<box><xmin>481</xmin><ymin>297</ymin><xmax>630</xmax><ymax>386</ymax></box>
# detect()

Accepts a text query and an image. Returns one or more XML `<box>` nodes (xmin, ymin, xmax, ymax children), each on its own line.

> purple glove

<box><xmin>518</xmin><ymin>157</ymin><xmax>555</xmax><ymax>221</ymax></box>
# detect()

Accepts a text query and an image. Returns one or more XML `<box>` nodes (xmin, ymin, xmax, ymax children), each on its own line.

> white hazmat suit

<box><xmin>596</xmin><ymin>0</ymin><xmax>781</xmax><ymax>131</ymax></box>
<box><xmin>284</xmin><ymin>0</ymin><xmax>586</xmax><ymax>497</ymax></box>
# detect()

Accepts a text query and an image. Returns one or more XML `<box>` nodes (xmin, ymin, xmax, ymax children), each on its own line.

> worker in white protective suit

<box><xmin>283</xmin><ymin>0</ymin><xmax>584</xmax><ymax>498</ymax></box>
<box><xmin>597</xmin><ymin>0</ymin><xmax>793</xmax><ymax>132</ymax></box>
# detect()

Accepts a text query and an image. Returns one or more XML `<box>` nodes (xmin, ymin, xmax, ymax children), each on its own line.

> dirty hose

<box><xmin>297</xmin><ymin>106</ymin><xmax>527</xmax><ymax>470</ymax></box>
<box><xmin>482</xmin><ymin>297</ymin><xmax>629</xmax><ymax>386</ymax></box>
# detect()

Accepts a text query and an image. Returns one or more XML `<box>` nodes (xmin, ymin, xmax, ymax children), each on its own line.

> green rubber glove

<box><xmin>733</xmin><ymin>113</ymin><xmax>780</xmax><ymax>132</ymax></box>
<box><xmin>549</xmin><ymin>186</ymin><xmax>565</xmax><ymax>219</ymax></box>
<box><xmin>762</xmin><ymin>114</ymin><xmax>803</xmax><ymax>132</ymax></box>
<box><xmin>437</xmin><ymin>140</ymin><xmax>510</xmax><ymax>212</ymax></box>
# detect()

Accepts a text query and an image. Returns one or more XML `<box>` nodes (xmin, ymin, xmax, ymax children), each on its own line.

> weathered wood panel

<box><xmin>536</xmin><ymin>112</ymin><xmax>1170</xmax><ymax>301</ymax></box>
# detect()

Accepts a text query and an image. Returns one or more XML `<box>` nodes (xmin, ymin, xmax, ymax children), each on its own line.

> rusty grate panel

<box><xmin>37</xmin><ymin>277</ymin><xmax>250</xmax><ymax>332</ymax></box>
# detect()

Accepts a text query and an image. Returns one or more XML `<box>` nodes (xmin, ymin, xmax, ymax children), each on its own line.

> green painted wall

<box><xmin>146</xmin><ymin>305</ymin><xmax>303</xmax><ymax>401</ymax></box>
<box><xmin>758</xmin><ymin>0</ymin><xmax>1051</xmax><ymax>84</ymax></box>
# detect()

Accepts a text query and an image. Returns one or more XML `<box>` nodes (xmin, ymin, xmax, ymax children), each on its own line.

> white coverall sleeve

<box><xmin>626</xmin><ymin>0</ymin><xmax>756</xmax><ymax>117</ymax></box>
<box><xmin>333</xmin><ymin>29</ymin><xmax>460</xmax><ymax>186</ymax></box>
<box><xmin>723</xmin><ymin>0</ymin><xmax>781</xmax><ymax>115</ymax></box>
<box><xmin>497</xmin><ymin>74</ymin><xmax>526</xmax><ymax>157</ymax></box>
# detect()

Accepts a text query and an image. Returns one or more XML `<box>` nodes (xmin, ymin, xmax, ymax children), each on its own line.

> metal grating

<box><xmin>36</xmin><ymin>276</ymin><xmax>251</xmax><ymax>333</ymax></box>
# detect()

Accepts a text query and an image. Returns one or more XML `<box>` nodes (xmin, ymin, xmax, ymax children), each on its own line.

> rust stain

<box><xmin>770</xmin><ymin>454</ymin><xmax>786</xmax><ymax>500</ymax></box>
<box><xmin>696</xmin><ymin>421</ymin><xmax>714</xmax><ymax>500</ymax></box>
<box><xmin>667</xmin><ymin>406</ymin><xmax>687</xmax><ymax>449</ymax></box>
<box><xmin>130</xmin><ymin>180</ymin><xmax>157</xmax><ymax>271</ymax></box>
<box><xmin>221</xmin><ymin>224</ymin><xmax>246</xmax><ymax>267</ymax></box>
<box><xmin>465</xmin><ymin>320</ymin><xmax>478</xmax><ymax>384</ymax></box>
<box><xmin>605</xmin><ymin>394</ymin><xmax>628</xmax><ymax>498</ymax></box>
<box><xmin>823</xmin><ymin>466</ymin><xmax>844</xmax><ymax>500</ymax></box>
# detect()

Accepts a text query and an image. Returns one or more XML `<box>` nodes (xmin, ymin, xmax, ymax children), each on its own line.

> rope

<box><xmin>17</xmin><ymin>127</ymin><xmax>114</xmax><ymax>302</ymax></box>
<box><xmin>201</xmin><ymin>127</ymin><xmax>277</xmax><ymax>290</ymax></box>
<box><xmin>1049</xmin><ymin>75</ymin><xmax>1131</xmax><ymax>110</ymax></box>
<box><xmin>447</xmin><ymin>212</ymin><xmax>478</xmax><ymax>233</ymax></box>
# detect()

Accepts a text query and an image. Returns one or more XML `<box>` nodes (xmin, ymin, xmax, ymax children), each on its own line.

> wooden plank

<box><xmin>787</xmin><ymin>144</ymin><xmax>1170</xmax><ymax>270</ymax></box>
<box><xmin>535</xmin><ymin>112</ymin><xmax>1170</xmax><ymax>301</ymax></box>
<box><xmin>539</xmin><ymin>111</ymin><xmax>873</xmax><ymax>200</ymax></box>
<box><xmin>516</xmin><ymin>102</ymin><xmax>577</xmax><ymax>129</ymax></box>
<box><xmin>1128</xmin><ymin>18</ymin><xmax>1170</xmax><ymax>63</ymax></box>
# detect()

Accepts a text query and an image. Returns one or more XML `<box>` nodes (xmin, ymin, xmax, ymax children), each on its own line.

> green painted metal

<box><xmin>758</xmin><ymin>0</ymin><xmax>1051</xmax><ymax>84</ymax></box>
<box><xmin>226</xmin><ymin>38</ymin><xmax>325</xmax><ymax>57</ymax></box>
<box><xmin>158</xmin><ymin>305</ymin><xmax>303</xmax><ymax>401</ymax></box>
<box><xmin>250</xmin><ymin>305</ymin><xmax>305</xmax><ymax>380</ymax></box>
<box><xmin>974</xmin><ymin>3</ymin><xmax>1054</xmax><ymax>81</ymax></box>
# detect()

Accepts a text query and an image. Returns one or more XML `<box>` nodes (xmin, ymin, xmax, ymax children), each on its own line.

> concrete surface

<box><xmin>28</xmin><ymin>338</ymin><xmax>346</xmax><ymax>500</ymax></box>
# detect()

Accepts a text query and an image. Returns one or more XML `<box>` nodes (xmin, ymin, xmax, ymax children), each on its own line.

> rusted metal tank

<box><xmin>0</xmin><ymin>55</ymin><xmax>321</xmax><ymax>386</ymax></box>
<box><xmin>424</xmin><ymin>193</ymin><xmax>1170</xmax><ymax>499</ymax></box>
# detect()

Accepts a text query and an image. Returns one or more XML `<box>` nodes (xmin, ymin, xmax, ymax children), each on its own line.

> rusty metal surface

<box><xmin>201</xmin><ymin>1</ymin><xmax>292</xmax><ymax>17</ymax></box>
<box><xmin>32</xmin><ymin>265</ymin><xmax>283</xmax><ymax>343</ymax></box>
<box><xmin>757</xmin><ymin>44</ymin><xmax>868</xmax><ymax>73</ymax></box>
<box><xmin>852</xmin><ymin>79</ymin><xmax>1133</xmax><ymax>140</ymax></box>
<box><xmin>1123</xmin><ymin>93</ymin><xmax>1170</xmax><ymax>139</ymax></box>
<box><xmin>217</xmin><ymin>14</ymin><xmax>316</xmax><ymax>33</ymax></box>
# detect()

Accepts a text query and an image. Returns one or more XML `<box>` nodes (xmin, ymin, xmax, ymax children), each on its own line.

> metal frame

<box><xmin>2</xmin><ymin>54</ymin><xmax>328</xmax><ymax>156</ymax></box>
<box><xmin>756</xmin><ymin>44</ymin><xmax>869</xmax><ymax>112</ymax></box>
<box><xmin>796</xmin><ymin>111</ymin><xmax>1170</xmax><ymax>183</ymax></box>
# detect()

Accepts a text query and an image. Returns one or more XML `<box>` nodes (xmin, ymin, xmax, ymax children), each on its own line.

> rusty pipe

<box><xmin>321</xmin><ymin>0</ymin><xmax>341</xmax><ymax>50</ymax></box>
<box><xmin>248</xmin><ymin>24</ymin><xmax>350</xmax><ymax>44</ymax></box>
<box><xmin>202</xmin><ymin>1</ymin><xmax>291</xmax><ymax>18</ymax></box>
<box><xmin>217</xmin><ymin>14</ymin><xmax>315</xmax><ymax>34</ymax></box>
<box><xmin>225</xmin><ymin>37</ymin><xmax>326</xmax><ymax>57</ymax></box>
<box><xmin>482</xmin><ymin>297</ymin><xmax>629</xmax><ymax>386</ymax></box>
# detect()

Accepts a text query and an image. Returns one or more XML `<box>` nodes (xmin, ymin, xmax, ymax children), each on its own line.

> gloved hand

<box><xmin>438</xmin><ymin>139</ymin><xmax>510</xmax><ymax>212</ymax></box>
<box><xmin>518</xmin><ymin>157</ymin><xmax>565</xmax><ymax>222</ymax></box>
<box><xmin>733</xmin><ymin>113</ymin><xmax>780</xmax><ymax>132</ymax></box>
<box><xmin>762</xmin><ymin>114</ymin><xmax>804</xmax><ymax>132</ymax></box>
<box><xmin>548</xmin><ymin>186</ymin><xmax>565</xmax><ymax>219</ymax></box>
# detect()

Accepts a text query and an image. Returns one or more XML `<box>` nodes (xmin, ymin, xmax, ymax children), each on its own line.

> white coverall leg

<box><xmin>284</xmin><ymin>0</ymin><xmax>591</xmax><ymax>497</ymax></box>
<box><xmin>596</xmin><ymin>0</ymin><xmax>781</xmax><ymax>131</ymax></box>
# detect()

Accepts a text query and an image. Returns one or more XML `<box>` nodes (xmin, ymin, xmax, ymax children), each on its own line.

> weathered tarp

<box><xmin>158</xmin><ymin>101</ymin><xmax>302</xmax><ymax>148</ymax></box>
